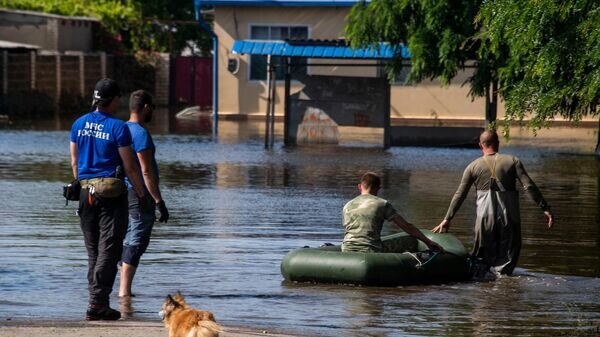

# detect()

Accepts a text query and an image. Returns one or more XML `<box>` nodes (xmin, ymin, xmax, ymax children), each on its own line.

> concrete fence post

<box><xmin>2</xmin><ymin>50</ymin><xmax>7</xmax><ymax>95</ymax></box>
<box><xmin>99</xmin><ymin>52</ymin><xmax>106</xmax><ymax>78</ymax></box>
<box><xmin>154</xmin><ymin>53</ymin><xmax>170</xmax><ymax>106</ymax></box>
<box><xmin>55</xmin><ymin>54</ymin><xmax>61</xmax><ymax>102</ymax></box>
<box><xmin>79</xmin><ymin>53</ymin><xmax>85</xmax><ymax>97</ymax></box>
<box><xmin>55</xmin><ymin>53</ymin><xmax>62</xmax><ymax>129</ymax></box>
<box><xmin>30</xmin><ymin>51</ymin><xmax>36</xmax><ymax>90</ymax></box>
<box><xmin>383</xmin><ymin>80</ymin><xmax>391</xmax><ymax>149</ymax></box>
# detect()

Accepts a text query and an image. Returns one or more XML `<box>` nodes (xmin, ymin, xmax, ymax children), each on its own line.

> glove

<box><xmin>156</xmin><ymin>200</ymin><xmax>169</xmax><ymax>223</ymax></box>
<box><xmin>139</xmin><ymin>193</ymin><xmax>155</xmax><ymax>214</ymax></box>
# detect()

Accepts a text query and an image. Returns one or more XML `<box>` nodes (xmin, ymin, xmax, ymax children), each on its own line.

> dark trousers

<box><xmin>78</xmin><ymin>189</ymin><xmax>128</xmax><ymax>305</ymax></box>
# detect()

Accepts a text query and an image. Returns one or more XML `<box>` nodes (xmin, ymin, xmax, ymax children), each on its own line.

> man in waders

<box><xmin>119</xmin><ymin>90</ymin><xmax>169</xmax><ymax>298</ymax></box>
<box><xmin>70</xmin><ymin>78</ymin><xmax>149</xmax><ymax>320</ymax></box>
<box><xmin>343</xmin><ymin>172</ymin><xmax>443</xmax><ymax>253</ymax></box>
<box><xmin>432</xmin><ymin>130</ymin><xmax>553</xmax><ymax>277</ymax></box>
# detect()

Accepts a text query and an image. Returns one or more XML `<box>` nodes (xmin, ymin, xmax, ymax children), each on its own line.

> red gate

<box><xmin>172</xmin><ymin>56</ymin><xmax>212</xmax><ymax>108</ymax></box>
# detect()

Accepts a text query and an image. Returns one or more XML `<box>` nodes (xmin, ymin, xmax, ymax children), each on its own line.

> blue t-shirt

<box><xmin>125</xmin><ymin>122</ymin><xmax>159</xmax><ymax>190</ymax></box>
<box><xmin>70</xmin><ymin>111</ymin><xmax>132</xmax><ymax>179</ymax></box>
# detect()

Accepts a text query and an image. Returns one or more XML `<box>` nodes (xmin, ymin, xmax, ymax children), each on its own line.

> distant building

<box><xmin>0</xmin><ymin>8</ymin><xmax>98</xmax><ymax>52</ymax></box>
<box><xmin>198</xmin><ymin>0</ymin><xmax>493</xmax><ymax>127</ymax></box>
<box><xmin>0</xmin><ymin>9</ymin><xmax>176</xmax><ymax>122</ymax></box>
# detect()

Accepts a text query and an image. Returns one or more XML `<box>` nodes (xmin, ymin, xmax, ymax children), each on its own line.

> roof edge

<box><xmin>231</xmin><ymin>39</ymin><xmax>410</xmax><ymax>60</ymax></box>
<box><xmin>0</xmin><ymin>8</ymin><xmax>99</xmax><ymax>22</ymax></box>
<box><xmin>0</xmin><ymin>39</ymin><xmax>41</xmax><ymax>50</ymax></box>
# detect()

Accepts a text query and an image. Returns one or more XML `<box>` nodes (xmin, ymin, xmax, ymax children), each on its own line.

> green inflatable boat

<box><xmin>281</xmin><ymin>230</ymin><xmax>471</xmax><ymax>286</ymax></box>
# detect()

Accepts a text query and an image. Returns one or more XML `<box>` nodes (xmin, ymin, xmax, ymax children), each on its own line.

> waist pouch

<box><xmin>63</xmin><ymin>179</ymin><xmax>81</xmax><ymax>202</ymax></box>
<box><xmin>81</xmin><ymin>177</ymin><xmax>127</xmax><ymax>198</ymax></box>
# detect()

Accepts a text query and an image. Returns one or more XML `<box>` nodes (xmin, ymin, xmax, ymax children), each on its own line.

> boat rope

<box><xmin>419</xmin><ymin>251</ymin><xmax>441</xmax><ymax>268</ymax></box>
<box><xmin>405</xmin><ymin>252</ymin><xmax>423</xmax><ymax>267</ymax></box>
<box><xmin>417</xmin><ymin>252</ymin><xmax>440</xmax><ymax>268</ymax></box>
<box><xmin>405</xmin><ymin>251</ymin><xmax>441</xmax><ymax>269</ymax></box>
<box><xmin>405</xmin><ymin>252</ymin><xmax>440</xmax><ymax>269</ymax></box>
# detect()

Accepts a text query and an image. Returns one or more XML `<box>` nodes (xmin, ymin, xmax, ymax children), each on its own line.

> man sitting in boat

<box><xmin>342</xmin><ymin>172</ymin><xmax>443</xmax><ymax>253</ymax></box>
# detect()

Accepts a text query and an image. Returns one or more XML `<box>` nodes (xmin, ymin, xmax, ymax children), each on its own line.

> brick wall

<box><xmin>84</xmin><ymin>55</ymin><xmax>103</xmax><ymax>101</ymax></box>
<box><xmin>113</xmin><ymin>55</ymin><xmax>155</xmax><ymax>97</ymax></box>
<box><xmin>60</xmin><ymin>55</ymin><xmax>80</xmax><ymax>95</ymax></box>
<box><xmin>6</xmin><ymin>53</ymin><xmax>31</xmax><ymax>92</ymax></box>
<box><xmin>36</xmin><ymin>55</ymin><xmax>58</xmax><ymax>100</ymax></box>
<box><xmin>0</xmin><ymin>51</ymin><xmax>170</xmax><ymax>119</ymax></box>
<box><xmin>0</xmin><ymin>51</ymin><xmax>5</xmax><ymax>94</ymax></box>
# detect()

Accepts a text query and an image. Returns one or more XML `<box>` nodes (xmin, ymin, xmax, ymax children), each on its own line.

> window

<box><xmin>249</xmin><ymin>25</ymin><xmax>309</xmax><ymax>81</ymax></box>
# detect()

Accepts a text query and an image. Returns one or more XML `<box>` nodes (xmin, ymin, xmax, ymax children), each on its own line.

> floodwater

<box><xmin>0</xmin><ymin>117</ymin><xmax>599</xmax><ymax>337</ymax></box>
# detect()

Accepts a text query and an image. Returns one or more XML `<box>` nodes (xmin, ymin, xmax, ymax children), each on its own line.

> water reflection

<box><xmin>0</xmin><ymin>121</ymin><xmax>598</xmax><ymax>336</ymax></box>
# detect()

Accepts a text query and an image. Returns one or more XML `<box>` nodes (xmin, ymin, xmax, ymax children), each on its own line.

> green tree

<box><xmin>0</xmin><ymin>0</ymin><xmax>212</xmax><ymax>58</ymax></box>
<box><xmin>346</xmin><ymin>0</ymin><xmax>501</xmax><ymax>123</ymax></box>
<box><xmin>478</xmin><ymin>0</ymin><xmax>600</xmax><ymax>130</ymax></box>
<box><xmin>346</xmin><ymin>0</ymin><xmax>600</xmax><ymax>148</ymax></box>
<box><xmin>126</xmin><ymin>0</ymin><xmax>213</xmax><ymax>57</ymax></box>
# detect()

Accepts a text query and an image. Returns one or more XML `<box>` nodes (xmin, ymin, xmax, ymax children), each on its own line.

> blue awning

<box><xmin>231</xmin><ymin>40</ymin><xmax>410</xmax><ymax>60</ymax></box>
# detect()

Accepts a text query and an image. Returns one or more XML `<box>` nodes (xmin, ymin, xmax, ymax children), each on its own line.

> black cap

<box><xmin>92</xmin><ymin>78</ymin><xmax>121</xmax><ymax>104</ymax></box>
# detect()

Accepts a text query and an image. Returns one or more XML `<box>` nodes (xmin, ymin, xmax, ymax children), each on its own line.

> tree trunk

<box><xmin>596</xmin><ymin>117</ymin><xmax>600</xmax><ymax>154</ymax></box>
<box><xmin>485</xmin><ymin>80</ymin><xmax>498</xmax><ymax>127</ymax></box>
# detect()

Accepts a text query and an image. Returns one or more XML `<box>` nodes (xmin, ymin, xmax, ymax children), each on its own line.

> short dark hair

<box><xmin>360</xmin><ymin>172</ymin><xmax>381</xmax><ymax>190</ymax></box>
<box><xmin>96</xmin><ymin>99</ymin><xmax>112</xmax><ymax>108</ymax></box>
<box><xmin>480</xmin><ymin>129</ymin><xmax>499</xmax><ymax>148</ymax></box>
<box><xmin>129</xmin><ymin>90</ymin><xmax>153</xmax><ymax>112</ymax></box>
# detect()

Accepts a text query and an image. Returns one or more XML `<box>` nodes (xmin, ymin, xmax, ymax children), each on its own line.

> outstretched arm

<box><xmin>515</xmin><ymin>158</ymin><xmax>553</xmax><ymax>228</ymax></box>
<box><xmin>432</xmin><ymin>165</ymin><xmax>474</xmax><ymax>233</ymax></box>
<box><xmin>393</xmin><ymin>215</ymin><xmax>443</xmax><ymax>252</ymax></box>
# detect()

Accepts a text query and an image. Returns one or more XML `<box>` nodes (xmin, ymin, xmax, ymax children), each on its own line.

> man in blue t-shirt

<box><xmin>70</xmin><ymin>78</ymin><xmax>150</xmax><ymax>321</ymax></box>
<box><xmin>118</xmin><ymin>90</ymin><xmax>169</xmax><ymax>298</ymax></box>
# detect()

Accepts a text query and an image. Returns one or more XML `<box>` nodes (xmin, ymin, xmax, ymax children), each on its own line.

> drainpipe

<box><xmin>195</xmin><ymin>1</ymin><xmax>218</xmax><ymax>138</ymax></box>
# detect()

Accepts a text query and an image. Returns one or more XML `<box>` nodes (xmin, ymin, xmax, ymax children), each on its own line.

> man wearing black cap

<box><xmin>70</xmin><ymin>78</ymin><xmax>150</xmax><ymax>320</ymax></box>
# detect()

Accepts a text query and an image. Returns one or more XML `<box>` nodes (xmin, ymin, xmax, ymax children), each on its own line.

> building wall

<box><xmin>0</xmin><ymin>11</ymin><xmax>58</xmax><ymax>50</ymax></box>
<box><xmin>57</xmin><ymin>19</ymin><xmax>96</xmax><ymax>52</ymax></box>
<box><xmin>0</xmin><ymin>10</ymin><xmax>96</xmax><ymax>52</ymax></box>
<box><xmin>213</xmin><ymin>6</ymin><xmax>496</xmax><ymax>124</ymax></box>
<box><xmin>214</xmin><ymin>6</ymin><xmax>353</xmax><ymax>118</ymax></box>
<box><xmin>390</xmin><ymin>68</ymin><xmax>490</xmax><ymax>126</ymax></box>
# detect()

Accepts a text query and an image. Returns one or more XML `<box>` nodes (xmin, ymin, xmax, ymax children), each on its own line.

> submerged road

<box><xmin>0</xmin><ymin>125</ymin><xmax>598</xmax><ymax>336</ymax></box>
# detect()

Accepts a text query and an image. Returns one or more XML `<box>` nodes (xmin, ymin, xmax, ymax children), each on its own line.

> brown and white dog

<box><xmin>159</xmin><ymin>292</ymin><xmax>222</xmax><ymax>337</ymax></box>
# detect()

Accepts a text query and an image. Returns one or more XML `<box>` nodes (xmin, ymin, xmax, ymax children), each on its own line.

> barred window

<box><xmin>249</xmin><ymin>25</ymin><xmax>309</xmax><ymax>81</ymax></box>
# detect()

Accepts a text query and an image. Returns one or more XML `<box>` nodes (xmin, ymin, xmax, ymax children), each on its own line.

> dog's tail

<box><xmin>195</xmin><ymin>320</ymin><xmax>222</xmax><ymax>337</ymax></box>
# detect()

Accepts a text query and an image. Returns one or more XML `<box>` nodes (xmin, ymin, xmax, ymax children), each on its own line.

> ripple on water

<box><xmin>0</xmin><ymin>129</ymin><xmax>598</xmax><ymax>336</ymax></box>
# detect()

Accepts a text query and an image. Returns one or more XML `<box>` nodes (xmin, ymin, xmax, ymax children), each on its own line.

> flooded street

<box><xmin>0</xmin><ymin>121</ymin><xmax>598</xmax><ymax>337</ymax></box>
